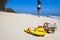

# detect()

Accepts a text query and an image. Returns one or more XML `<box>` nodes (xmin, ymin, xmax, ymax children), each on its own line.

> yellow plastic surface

<box><xmin>24</xmin><ymin>27</ymin><xmax>46</xmax><ymax>36</ymax></box>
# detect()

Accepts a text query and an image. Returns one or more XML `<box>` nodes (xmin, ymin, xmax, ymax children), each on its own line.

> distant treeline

<box><xmin>0</xmin><ymin>0</ymin><xmax>15</xmax><ymax>13</ymax></box>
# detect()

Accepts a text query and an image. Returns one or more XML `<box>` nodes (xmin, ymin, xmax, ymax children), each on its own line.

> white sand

<box><xmin>0</xmin><ymin>12</ymin><xmax>60</xmax><ymax>40</ymax></box>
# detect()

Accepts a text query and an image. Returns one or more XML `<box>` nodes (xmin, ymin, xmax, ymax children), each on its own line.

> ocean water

<box><xmin>40</xmin><ymin>14</ymin><xmax>60</xmax><ymax>20</ymax></box>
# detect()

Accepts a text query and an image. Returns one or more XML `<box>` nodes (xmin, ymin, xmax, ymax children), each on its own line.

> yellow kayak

<box><xmin>24</xmin><ymin>27</ymin><xmax>46</xmax><ymax>36</ymax></box>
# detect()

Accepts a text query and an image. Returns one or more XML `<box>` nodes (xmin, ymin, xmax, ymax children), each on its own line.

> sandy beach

<box><xmin>0</xmin><ymin>12</ymin><xmax>60</xmax><ymax>40</ymax></box>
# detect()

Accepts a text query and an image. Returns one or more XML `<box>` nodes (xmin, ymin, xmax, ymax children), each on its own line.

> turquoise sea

<box><xmin>40</xmin><ymin>14</ymin><xmax>60</xmax><ymax>20</ymax></box>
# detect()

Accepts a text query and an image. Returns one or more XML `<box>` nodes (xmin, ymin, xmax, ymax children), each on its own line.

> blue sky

<box><xmin>5</xmin><ymin>0</ymin><xmax>60</xmax><ymax>15</ymax></box>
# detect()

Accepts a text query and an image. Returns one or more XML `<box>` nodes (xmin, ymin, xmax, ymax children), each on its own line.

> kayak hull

<box><xmin>24</xmin><ymin>27</ymin><xmax>46</xmax><ymax>36</ymax></box>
